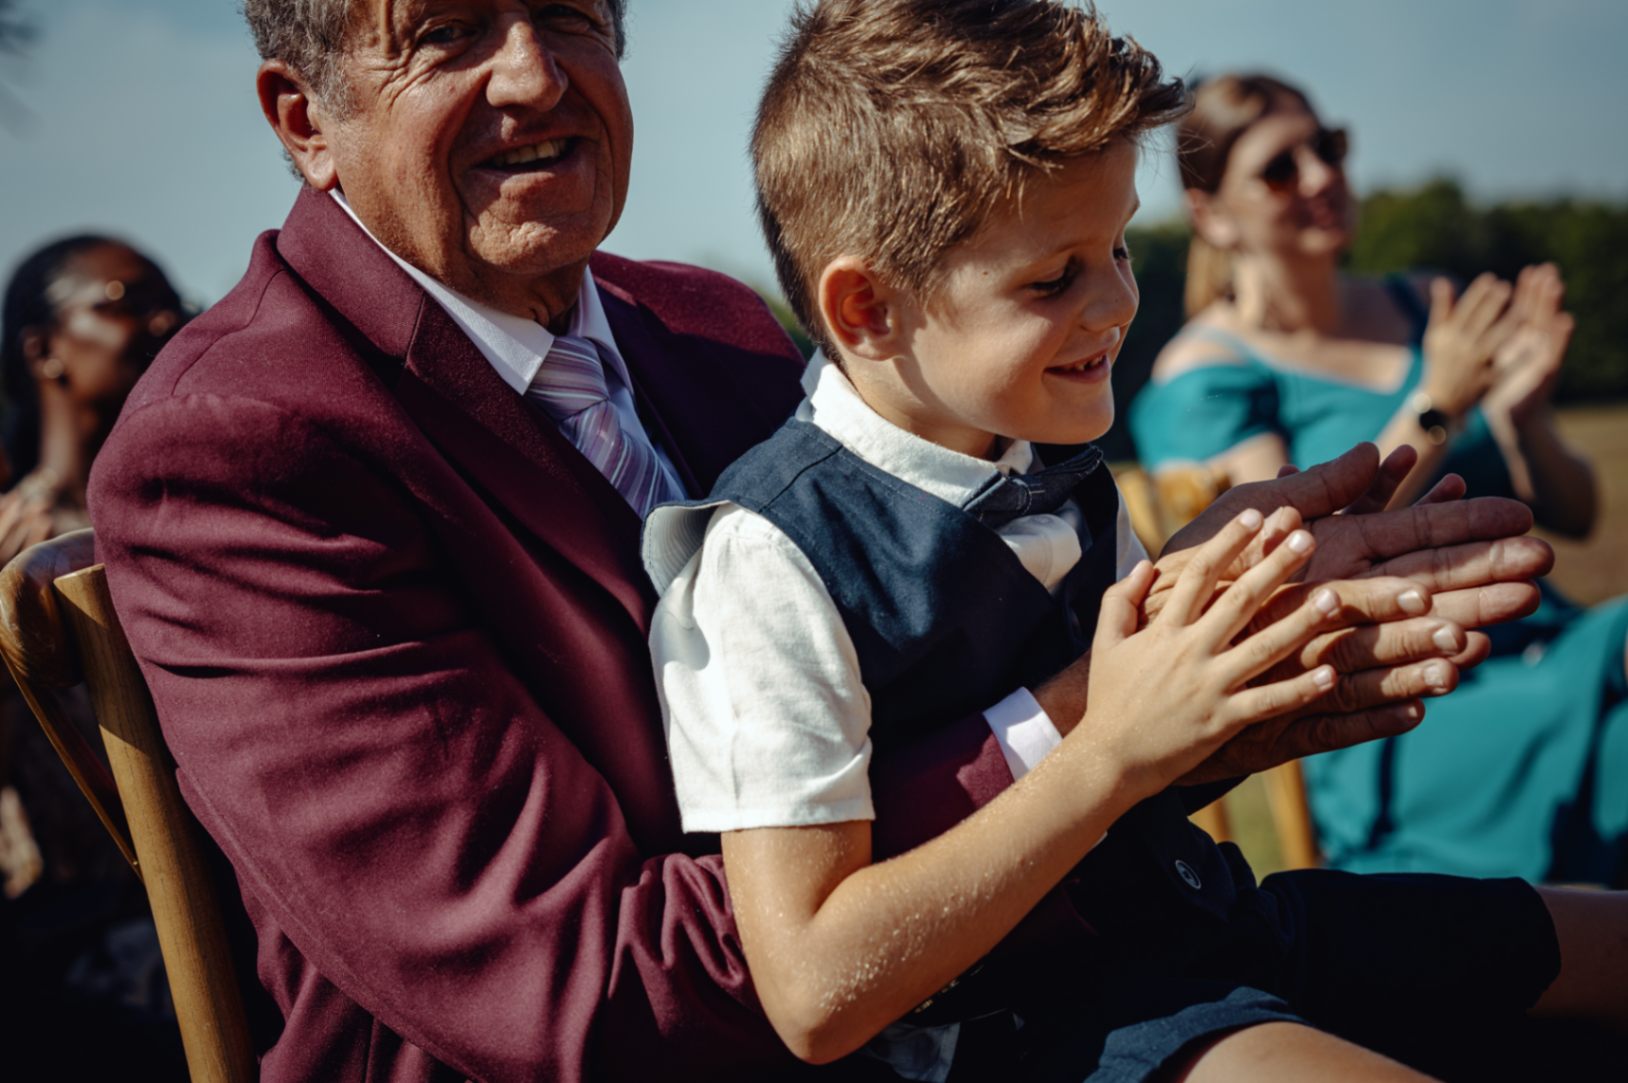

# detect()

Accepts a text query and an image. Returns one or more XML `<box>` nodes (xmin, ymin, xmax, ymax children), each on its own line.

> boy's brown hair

<box><xmin>753</xmin><ymin>0</ymin><xmax>1188</xmax><ymax>347</ymax></box>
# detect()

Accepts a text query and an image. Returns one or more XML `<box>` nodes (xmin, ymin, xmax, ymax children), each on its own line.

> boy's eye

<box><xmin>1113</xmin><ymin>244</ymin><xmax>1133</xmax><ymax>264</ymax></box>
<box><xmin>1029</xmin><ymin>266</ymin><xmax>1076</xmax><ymax>296</ymax></box>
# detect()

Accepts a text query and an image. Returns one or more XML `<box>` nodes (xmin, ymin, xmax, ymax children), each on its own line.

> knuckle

<box><xmin>1325</xmin><ymin>675</ymin><xmax>1369</xmax><ymax>713</ymax></box>
<box><xmin>1318</xmin><ymin>627</ymin><xmax>1363</xmax><ymax>671</ymax></box>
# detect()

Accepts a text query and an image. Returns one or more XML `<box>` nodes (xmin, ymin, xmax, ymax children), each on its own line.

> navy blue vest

<box><xmin>709</xmin><ymin>420</ymin><xmax>1118</xmax><ymax>746</ymax></box>
<box><xmin>706</xmin><ymin>420</ymin><xmax>1261</xmax><ymax>956</ymax></box>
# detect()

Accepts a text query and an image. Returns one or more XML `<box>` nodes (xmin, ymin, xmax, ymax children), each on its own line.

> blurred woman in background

<box><xmin>1131</xmin><ymin>73</ymin><xmax>1628</xmax><ymax>885</ymax></box>
<box><xmin>0</xmin><ymin>235</ymin><xmax>186</xmax><ymax>1075</ymax></box>
<box><xmin>0</xmin><ymin>235</ymin><xmax>184</xmax><ymax>563</ymax></box>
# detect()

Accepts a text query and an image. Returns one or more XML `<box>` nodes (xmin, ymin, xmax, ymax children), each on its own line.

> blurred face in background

<box><xmin>1204</xmin><ymin>98</ymin><xmax>1355</xmax><ymax>261</ymax></box>
<box><xmin>39</xmin><ymin>243</ymin><xmax>183</xmax><ymax>409</ymax></box>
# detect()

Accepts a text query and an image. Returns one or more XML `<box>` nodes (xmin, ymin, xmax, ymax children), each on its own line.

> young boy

<box><xmin>641</xmin><ymin>2</ymin><xmax>1571</xmax><ymax>1079</ymax></box>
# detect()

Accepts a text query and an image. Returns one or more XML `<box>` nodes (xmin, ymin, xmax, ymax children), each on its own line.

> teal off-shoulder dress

<box><xmin>1130</xmin><ymin>282</ymin><xmax>1628</xmax><ymax>884</ymax></box>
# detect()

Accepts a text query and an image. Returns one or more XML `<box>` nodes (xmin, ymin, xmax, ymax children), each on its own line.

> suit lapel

<box><xmin>398</xmin><ymin>302</ymin><xmax>656</xmax><ymax>632</ymax></box>
<box><xmin>593</xmin><ymin>288</ymin><xmax>704</xmax><ymax>498</ymax></box>
<box><xmin>277</xmin><ymin>190</ymin><xmax>656</xmax><ymax>634</ymax></box>
<box><xmin>594</xmin><ymin>268</ymin><xmax>804</xmax><ymax>498</ymax></box>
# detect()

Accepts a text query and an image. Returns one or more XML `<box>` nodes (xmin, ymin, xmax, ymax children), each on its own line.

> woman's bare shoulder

<box><xmin>1149</xmin><ymin>308</ymin><xmax>1253</xmax><ymax>382</ymax></box>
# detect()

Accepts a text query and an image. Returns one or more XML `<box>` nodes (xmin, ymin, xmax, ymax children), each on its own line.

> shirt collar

<box><xmin>329</xmin><ymin>191</ymin><xmax>628</xmax><ymax>395</ymax></box>
<box><xmin>797</xmin><ymin>350</ymin><xmax>1034</xmax><ymax>506</ymax></box>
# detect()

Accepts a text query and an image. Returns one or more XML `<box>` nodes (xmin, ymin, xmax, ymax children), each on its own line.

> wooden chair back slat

<box><xmin>0</xmin><ymin>531</ymin><xmax>256</xmax><ymax>1081</ymax></box>
<box><xmin>1263</xmin><ymin>760</ymin><xmax>1321</xmax><ymax>870</ymax></box>
<box><xmin>0</xmin><ymin>529</ymin><xmax>138</xmax><ymax>871</ymax></box>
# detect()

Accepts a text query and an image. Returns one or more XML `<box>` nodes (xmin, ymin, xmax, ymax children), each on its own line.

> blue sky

<box><xmin>3</xmin><ymin>0</ymin><xmax>1625</xmax><ymax>306</ymax></box>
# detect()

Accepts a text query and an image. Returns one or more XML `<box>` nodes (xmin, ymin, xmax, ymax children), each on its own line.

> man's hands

<box><xmin>1037</xmin><ymin>442</ymin><xmax>1551</xmax><ymax>782</ymax></box>
<box><xmin>1148</xmin><ymin>443</ymin><xmax>1549</xmax><ymax>781</ymax></box>
<box><xmin>1155</xmin><ymin>442</ymin><xmax>1551</xmax><ymax>636</ymax></box>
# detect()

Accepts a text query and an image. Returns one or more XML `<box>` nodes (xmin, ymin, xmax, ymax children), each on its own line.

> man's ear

<box><xmin>1185</xmin><ymin>188</ymin><xmax>1238</xmax><ymax>251</ymax></box>
<box><xmin>257</xmin><ymin>60</ymin><xmax>340</xmax><ymax>190</ymax></box>
<box><xmin>816</xmin><ymin>257</ymin><xmax>905</xmax><ymax>362</ymax></box>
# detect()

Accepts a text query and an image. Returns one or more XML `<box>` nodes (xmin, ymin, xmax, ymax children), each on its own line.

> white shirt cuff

<box><xmin>984</xmin><ymin>687</ymin><xmax>1063</xmax><ymax>780</ymax></box>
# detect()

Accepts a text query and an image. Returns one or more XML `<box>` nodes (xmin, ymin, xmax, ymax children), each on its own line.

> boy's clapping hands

<box><xmin>1087</xmin><ymin>507</ymin><xmax>1338</xmax><ymax>800</ymax></box>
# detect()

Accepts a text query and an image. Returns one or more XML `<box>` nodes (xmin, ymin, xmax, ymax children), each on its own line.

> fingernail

<box><xmin>1287</xmin><ymin>530</ymin><xmax>1312</xmax><ymax>554</ymax></box>
<box><xmin>1312</xmin><ymin>588</ymin><xmax>1338</xmax><ymax>615</ymax></box>
<box><xmin>1425</xmin><ymin>661</ymin><xmax>1451</xmax><ymax>691</ymax></box>
<box><xmin>1431</xmin><ymin>625</ymin><xmax>1459</xmax><ymax>652</ymax></box>
<box><xmin>1398</xmin><ymin>589</ymin><xmax>1427</xmax><ymax>615</ymax></box>
<box><xmin>1239</xmin><ymin>509</ymin><xmax>1263</xmax><ymax>529</ymax></box>
<box><xmin>1314</xmin><ymin>666</ymin><xmax>1336</xmax><ymax>690</ymax></box>
<box><xmin>1403</xmin><ymin>703</ymin><xmax>1423</xmax><ymax>722</ymax></box>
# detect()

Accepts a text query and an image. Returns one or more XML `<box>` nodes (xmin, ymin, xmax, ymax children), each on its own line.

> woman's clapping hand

<box><xmin>1484</xmin><ymin>263</ymin><xmax>1572</xmax><ymax>427</ymax></box>
<box><xmin>1419</xmin><ymin>272</ymin><xmax>1522</xmax><ymax>418</ymax></box>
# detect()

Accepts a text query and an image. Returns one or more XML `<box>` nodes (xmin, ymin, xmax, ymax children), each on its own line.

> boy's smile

<box><xmin>854</xmin><ymin>141</ymin><xmax>1141</xmax><ymax>459</ymax></box>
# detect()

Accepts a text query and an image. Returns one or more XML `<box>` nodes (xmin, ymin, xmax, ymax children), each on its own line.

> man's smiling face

<box><xmin>320</xmin><ymin>0</ymin><xmax>632</xmax><ymax>321</ymax></box>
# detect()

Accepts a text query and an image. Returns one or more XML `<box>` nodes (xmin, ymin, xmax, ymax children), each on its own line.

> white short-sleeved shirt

<box><xmin>643</xmin><ymin>353</ymin><xmax>1147</xmax><ymax>834</ymax></box>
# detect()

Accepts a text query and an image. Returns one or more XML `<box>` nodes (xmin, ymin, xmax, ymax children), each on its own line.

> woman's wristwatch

<box><xmin>1407</xmin><ymin>389</ymin><xmax>1460</xmax><ymax>446</ymax></box>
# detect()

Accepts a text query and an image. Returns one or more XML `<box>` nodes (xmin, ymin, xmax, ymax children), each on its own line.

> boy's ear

<box><xmin>816</xmin><ymin>258</ymin><xmax>904</xmax><ymax>361</ymax></box>
<box><xmin>1185</xmin><ymin>188</ymin><xmax>1239</xmax><ymax>250</ymax></box>
<box><xmin>257</xmin><ymin>59</ymin><xmax>340</xmax><ymax>190</ymax></box>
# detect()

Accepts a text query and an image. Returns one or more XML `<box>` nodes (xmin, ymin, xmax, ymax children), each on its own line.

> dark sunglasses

<box><xmin>1258</xmin><ymin>127</ymin><xmax>1349</xmax><ymax>192</ymax></box>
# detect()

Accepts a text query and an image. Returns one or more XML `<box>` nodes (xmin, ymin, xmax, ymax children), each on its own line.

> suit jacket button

<box><xmin>1175</xmin><ymin>859</ymin><xmax>1202</xmax><ymax>890</ymax></box>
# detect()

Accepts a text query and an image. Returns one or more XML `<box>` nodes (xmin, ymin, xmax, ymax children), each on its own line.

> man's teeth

<box><xmin>489</xmin><ymin>139</ymin><xmax>569</xmax><ymax>168</ymax></box>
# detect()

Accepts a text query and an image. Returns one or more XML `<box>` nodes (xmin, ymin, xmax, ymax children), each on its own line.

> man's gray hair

<box><xmin>242</xmin><ymin>0</ymin><xmax>628</xmax><ymax>107</ymax></box>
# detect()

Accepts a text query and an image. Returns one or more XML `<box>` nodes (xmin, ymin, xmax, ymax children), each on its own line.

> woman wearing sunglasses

<box><xmin>1130</xmin><ymin>72</ymin><xmax>1628</xmax><ymax>887</ymax></box>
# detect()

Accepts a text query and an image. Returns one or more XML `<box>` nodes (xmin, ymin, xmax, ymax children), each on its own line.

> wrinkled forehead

<box><xmin>343</xmin><ymin>0</ymin><xmax>416</xmax><ymax>48</ymax></box>
<box><xmin>341</xmin><ymin>0</ymin><xmax>622</xmax><ymax>49</ymax></box>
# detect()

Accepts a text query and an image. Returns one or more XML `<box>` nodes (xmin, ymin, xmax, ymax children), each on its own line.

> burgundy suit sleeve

<box><xmin>90</xmin><ymin>393</ymin><xmax>829</xmax><ymax>1082</ymax></box>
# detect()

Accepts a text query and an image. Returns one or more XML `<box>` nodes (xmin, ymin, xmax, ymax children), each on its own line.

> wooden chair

<box><xmin>1111</xmin><ymin>463</ymin><xmax>1321</xmax><ymax>871</ymax></box>
<box><xmin>0</xmin><ymin>529</ymin><xmax>256</xmax><ymax>1081</ymax></box>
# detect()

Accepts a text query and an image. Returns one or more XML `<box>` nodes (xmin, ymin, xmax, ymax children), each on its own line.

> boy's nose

<box><xmin>1083</xmin><ymin>271</ymin><xmax>1138</xmax><ymax>333</ymax></box>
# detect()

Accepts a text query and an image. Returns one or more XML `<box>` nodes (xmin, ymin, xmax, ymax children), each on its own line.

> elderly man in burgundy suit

<box><xmin>83</xmin><ymin>2</ymin><xmax>1624</xmax><ymax>1080</ymax></box>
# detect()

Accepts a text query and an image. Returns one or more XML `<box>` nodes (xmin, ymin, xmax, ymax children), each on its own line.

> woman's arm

<box><xmin>1480</xmin><ymin>265</ymin><xmax>1597</xmax><ymax>537</ymax></box>
<box><xmin>1366</xmin><ymin>274</ymin><xmax>1523</xmax><ymax>506</ymax></box>
<box><xmin>1165</xmin><ymin>278</ymin><xmax>1520</xmax><ymax>506</ymax></box>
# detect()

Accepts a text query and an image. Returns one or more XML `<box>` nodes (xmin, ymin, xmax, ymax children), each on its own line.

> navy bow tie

<box><xmin>960</xmin><ymin>444</ymin><xmax>1105</xmax><ymax>529</ymax></box>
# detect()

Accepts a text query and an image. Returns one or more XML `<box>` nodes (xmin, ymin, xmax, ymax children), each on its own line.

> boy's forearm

<box><xmin>725</xmin><ymin>730</ymin><xmax>1147</xmax><ymax>1064</ymax></box>
<box><xmin>1031</xmin><ymin>651</ymin><xmax>1091</xmax><ymax>735</ymax></box>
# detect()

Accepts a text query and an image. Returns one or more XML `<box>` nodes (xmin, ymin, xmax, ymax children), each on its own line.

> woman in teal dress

<box><xmin>1131</xmin><ymin>72</ymin><xmax>1628</xmax><ymax>884</ymax></box>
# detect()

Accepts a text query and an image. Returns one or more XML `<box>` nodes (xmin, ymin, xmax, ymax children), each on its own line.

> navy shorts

<box><xmin>962</xmin><ymin>869</ymin><xmax>1563</xmax><ymax>1083</ymax></box>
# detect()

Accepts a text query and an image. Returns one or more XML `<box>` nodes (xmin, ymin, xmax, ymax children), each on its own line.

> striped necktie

<box><xmin>526</xmin><ymin>333</ymin><xmax>682</xmax><ymax>518</ymax></box>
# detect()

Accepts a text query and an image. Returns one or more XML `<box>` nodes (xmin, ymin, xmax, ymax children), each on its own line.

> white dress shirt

<box><xmin>329</xmin><ymin>191</ymin><xmax>684</xmax><ymax>492</ymax></box>
<box><xmin>643</xmin><ymin>354</ymin><xmax>1144</xmax><ymax>1083</ymax></box>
